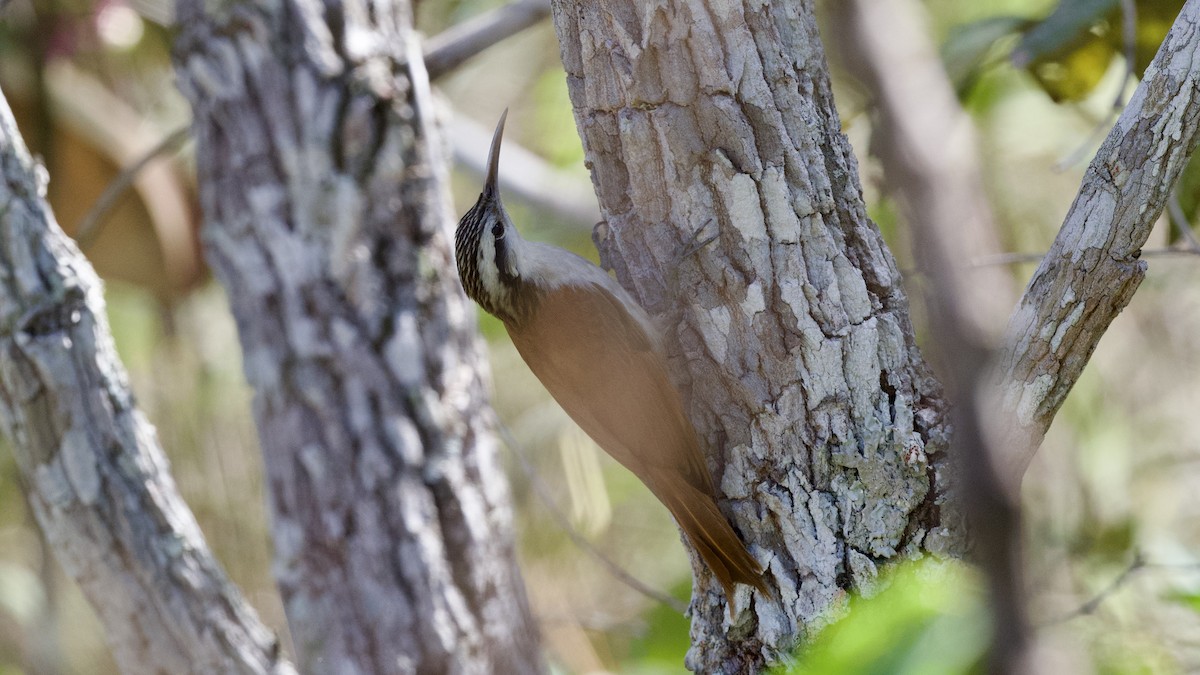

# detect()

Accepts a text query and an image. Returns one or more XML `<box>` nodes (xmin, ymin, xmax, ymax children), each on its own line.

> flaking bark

<box><xmin>173</xmin><ymin>0</ymin><xmax>542</xmax><ymax>673</ymax></box>
<box><xmin>549</xmin><ymin>1</ymin><xmax>955</xmax><ymax>671</ymax></box>
<box><xmin>0</xmin><ymin>88</ymin><xmax>293</xmax><ymax>674</ymax></box>
<box><xmin>996</xmin><ymin>0</ymin><xmax>1200</xmax><ymax>481</ymax></box>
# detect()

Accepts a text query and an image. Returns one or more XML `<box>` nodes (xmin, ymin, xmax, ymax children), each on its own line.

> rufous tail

<box><xmin>656</xmin><ymin>479</ymin><xmax>770</xmax><ymax>614</ymax></box>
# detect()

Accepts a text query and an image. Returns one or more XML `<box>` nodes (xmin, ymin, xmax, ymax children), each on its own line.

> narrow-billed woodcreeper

<box><xmin>454</xmin><ymin>111</ymin><xmax>769</xmax><ymax>611</ymax></box>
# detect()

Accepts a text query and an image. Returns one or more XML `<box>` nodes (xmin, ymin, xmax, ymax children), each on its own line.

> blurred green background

<box><xmin>2</xmin><ymin>0</ymin><xmax>1200</xmax><ymax>672</ymax></box>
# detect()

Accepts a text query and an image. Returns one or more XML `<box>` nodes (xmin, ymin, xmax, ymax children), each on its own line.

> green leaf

<box><xmin>1167</xmin><ymin>590</ymin><xmax>1200</xmax><ymax>614</ymax></box>
<box><xmin>621</xmin><ymin>580</ymin><xmax>693</xmax><ymax>673</ymax></box>
<box><xmin>1027</xmin><ymin>35</ymin><xmax>1117</xmax><ymax>102</ymax></box>
<box><xmin>1008</xmin><ymin>0</ymin><xmax>1121</xmax><ymax>102</ymax></box>
<box><xmin>780</xmin><ymin>559</ymin><xmax>988</xmax><ymax>675</ymax></box>
<box><xmin>941</xmin><ymin>16</ymin><xmax>1031</xmax><ymax>93</ymax></box>
<box><xmin>1108</xmin><ymin>0</ymin><xmax>1186</xmax><ymax>74</ymax></box>
<box><xmin>1011</xmin><ymin>0</ymin><xmax>1120</xmax><ymax>68</ymax></box>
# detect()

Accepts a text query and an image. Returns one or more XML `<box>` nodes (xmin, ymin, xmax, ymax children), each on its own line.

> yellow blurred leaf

<box><xmin>1029</xmin><ymin>35</ymin><xmax>1117</xmax><ymax>102</ymax></box>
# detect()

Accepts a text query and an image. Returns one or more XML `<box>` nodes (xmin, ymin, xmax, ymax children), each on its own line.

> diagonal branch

<box><xmin>1046</xmin><ymin>553</ymin><xmax>1145</xmax><ymax>625</ymax></box>
<box><xmin>74</xmin><ymin>125</ymin><xmax>191</xmax><ymax>249</ymax></box>
<box><xmin>451</xmin><ymin>113</ymin><xmax>599</xmax><ymax>231</ymax></box>
<box><xmin>424</xmin><ymin>0</ymin><xmax>551</xmax><ymax>80</ymax></box>
<box><xmin>497</xmin><ymin>423</ymin><xmax>688</xmax><ymax>614</ymax></box>
<box><xmin>996</xmin><ymin>0</ymin><xmax>1200</xmax><ymax>482</ymax></box>
<box><xmin>0</xmin><ymin>86</ymin><xmax>294</xmax><ymax>674</ymax></box>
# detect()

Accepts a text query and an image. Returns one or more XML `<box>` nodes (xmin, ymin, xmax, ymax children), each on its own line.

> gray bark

<box><xmin>996</xmin><ymin>0</ymin><xmax>1200</xmax><ymax>482</ymax></box>
<box><xmin>173</xmin><ymin>0</ymin><xmax>542</xmax><ymax>673</ymax></box>
<box><xmin>550</xmin><ymin>1</ymin><xmax>955</xmax><ymax>671</ymax></box>
<box><xmin>0</xmin><ymin>89</ymin><xmax>293</xmax><ymax>674</ymax></box>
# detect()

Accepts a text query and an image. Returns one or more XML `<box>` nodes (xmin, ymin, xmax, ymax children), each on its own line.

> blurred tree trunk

<box><xmin>173</xmin><ymin>1</ymin><xmax>541</xmax><ymax>673</ymax></box>
<box><xmin>0</xmin><ymin>89</ymin><xmax>292</xmax><ymax>674</ymax></box>
<box><xmin>550</xmin><ymin>1</ymin><xmax>956</xmax><ymax>672</ymax></box>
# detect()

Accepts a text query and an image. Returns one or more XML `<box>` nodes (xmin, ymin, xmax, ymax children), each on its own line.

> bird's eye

<box><xmin>492</xmin><ymin>223</ymin><xmax>504</xmax><ymax>238</ymax></box>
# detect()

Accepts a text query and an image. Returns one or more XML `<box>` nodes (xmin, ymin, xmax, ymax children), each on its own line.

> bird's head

<box><xmin>455</xmin><ymin>109</ymin><xmax>534</xmax><ymax>324</ymax></box>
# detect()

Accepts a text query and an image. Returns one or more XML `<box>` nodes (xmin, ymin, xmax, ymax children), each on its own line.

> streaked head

<box><xmin>455</xmin><ymin>109</ymin><xmax>533</xmax><ymax>324</ymax></box>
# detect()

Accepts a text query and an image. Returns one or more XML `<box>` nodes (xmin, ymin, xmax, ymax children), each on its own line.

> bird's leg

<box><xmin>675</xmin><ymin>218</ymin><xmax>719</xmax><ymax>263</ymax></box>
<box><xmin>666</xmin><ymin>219</ymin><xmax>718</xmax><ymax>293</ymax></box>
<box><xmin>656</xmin><ymin>219</ymin><xmax>720</xmax><ymax>351</ymax></box>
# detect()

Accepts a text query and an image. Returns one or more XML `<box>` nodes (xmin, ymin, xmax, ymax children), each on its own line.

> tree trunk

<box><xmin>549</xmin><ymin>1</ymin><xmax>956</xmax><ymax>671</ymax></box>
<box><xmin>0</xmin><ymin>88</ymin><xmax>293</xmax><ymax>674</ymax></box>
<box><xmin>173</xmin><ymin>1</ymin><xmax>542</xmax><ymax>673</ymax></box>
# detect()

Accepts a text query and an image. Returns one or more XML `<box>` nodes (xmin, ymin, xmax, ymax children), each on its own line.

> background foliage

<box><xmin>1</xmin><ymin>0</ymin><xmax>1199</xmax><ymax>672</ymax></box>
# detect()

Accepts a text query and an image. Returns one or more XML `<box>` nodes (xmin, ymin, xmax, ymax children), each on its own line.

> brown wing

<box><xmin>508</xmin><ymin>282</ymin><xmax>770</xmax><ymax>604</ymax></box>
<box><xmin>506</xmin><ymin>283</ymin><xmax>713</xmax><ymax>495</ymax></box>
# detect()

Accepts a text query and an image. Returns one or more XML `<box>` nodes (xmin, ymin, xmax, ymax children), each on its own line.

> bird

<box><xmin>454</xmin><ymin>109</ymin><xmax>770</xmax><ymax>612</ymax></box>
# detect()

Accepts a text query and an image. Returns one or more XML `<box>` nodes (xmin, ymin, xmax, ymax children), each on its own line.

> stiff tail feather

<box><xmin>656</xmin><ymin>479</ymin><xmax>770</xmax><ymax>615</ymax></box>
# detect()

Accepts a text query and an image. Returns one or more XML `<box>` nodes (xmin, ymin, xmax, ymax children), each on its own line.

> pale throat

<box><xmin>476</xmin><ymin>216</ymin><xmax>531</xmax><ymax>308</ymax></box>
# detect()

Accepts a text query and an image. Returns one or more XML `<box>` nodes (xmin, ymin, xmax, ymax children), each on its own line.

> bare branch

<box><xmin>75</xmin><ymin>125</ymin><xmax>190</xmax><ymax>249</ymax></box>
<box><xmin>997</xmin><ymin>0</ymin><xmax>1200</xmax><ymax>481</ymax></box>
<box><xmin>425</xmin><ymin>0</ymin><xmax>551</xmax><ymax>81</ymax></box>
<box><xmin>41</xmin><ymin>63</ymin><xmax>199</xmax><ymax>290</ymax></box>
<box><xmin>1046</xmin><ymin>554</ymin><xmax>1145</xmax><ymax>625</ymax></box>
<box><xmin>496</xmin><ymin>423</ymin><xmax>689</xmax><ymax>615</ymax></box>
<box><xmin>1042</xmin><ymin>555</ymin><xmax>1200</xmax><ymax>627</ymax></box>
<box><xmin>451</xmin><ymin>113</ymin><xmax>599</xmax><ymax>232</ymax></box>
<box><xmin>973</xmin><ymin>246</ymin><xmax>1200</xmax><ymax>267</ymax></box>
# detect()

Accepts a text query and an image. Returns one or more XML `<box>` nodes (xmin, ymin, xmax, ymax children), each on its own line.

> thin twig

<box><xmin>424</xmin><ymin>0</ymin><xmax>552</xmax><ymax>81</ymax></box>
<box><xmin>451</xmin><ymin>113</ymin><xmax>599</xmax><ymax>233</ymax></box>
<box><xmin>494</xmin><ymin>421</ymin><xmax>689</xmax><ymax>615</ymax></box>
<box><xmin>74</xmin><ymin>125</ymin><xmax>191</xmax><ymax>249</ymax></box>
<box><xmin>1053</xmin><ymin>0</ymin><xmax>1138</xmax><ymax>171</ymax></box>
<box><xmin>1046</xmin><ymin>554</ymin><xmax>1145</xmax><ymax>625</ymax></box>
<box><xmin>1118</xmin><ymin>0</ymin><xmax>1137</xmax><ymax>100</ymax></box>
<box><xmin>75</xmin><ymin>0</ymin><xmax>561</xmax><ymax>253</ymax></box>
<box><xmin>1043</xmin><ymin>556</ymin><xmax>1200</xmax><ymax>627</ymax></box>
<box><xmin>973</xmin><ymin>246</ymin><xmax>1200</xmax><ymax>267</ymax></box>
<box><xmin>1166</xmin><ymin>191</ymin><xmax>1200</xmax><ymax>252</ymax></box>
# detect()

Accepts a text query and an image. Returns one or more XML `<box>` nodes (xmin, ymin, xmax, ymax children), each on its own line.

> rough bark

<box><xmin>173</xmin><ymin>1</ymin><xmax>541</xmax><ymax>673</ymax></box>
<box><xmin>0</xmin><ymin>88</ymin><xmax>293</xmax><ymax>674</ymax></box>
<box><xmin>550</xmin><ymin>1</ymin><xmax>955</xmax><ymax>671</ymax></box>
<box><xmin>996</xmin><ymin>0</ymin><xmax>1200</xmax><ymax>482</ymax></box>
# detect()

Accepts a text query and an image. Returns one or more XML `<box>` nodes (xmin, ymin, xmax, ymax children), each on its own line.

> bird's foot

<box><xmin>675</xmin><ymin>219</ymin><xmax>719</xmax><ymax>263</ymax></box>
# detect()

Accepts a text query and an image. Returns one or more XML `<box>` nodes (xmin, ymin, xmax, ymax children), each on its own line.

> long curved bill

<box><xmin>484</xmin><ymin>108</ymin><xmax>508</xmax><ymax>197</ymax></box>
